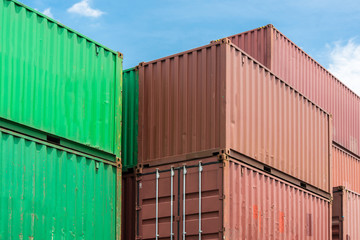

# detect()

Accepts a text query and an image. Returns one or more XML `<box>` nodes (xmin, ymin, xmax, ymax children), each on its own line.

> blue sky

<box><xmin>23</xmin><ymin>0</ymin><xmax>360</xmax><ymax>94</ymax></box>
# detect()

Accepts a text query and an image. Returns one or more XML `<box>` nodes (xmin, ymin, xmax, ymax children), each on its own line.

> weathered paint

<box><xmin>223</xmin><ymin>158</ymin><xmax>331</xmax><ymax>240</ymax></box>
<box><xmin>0</xmin><ymin>127</ymin><xmax>121</xmax><ymax>239</ymax></box>
<box><xmin>227</xmin><ymin>24</ymin><xmax>360</xmax><ymax>156</ymax></box>
<box><xmin>135</xmin><ymin>156</ymin><xmax>331</xmax><ymax>239</ymax></box>
<box><xmin>122</xmin><ymin>68</ymin><xmax>139</xmax><ymax>170</ymax></box>
<box><xmin>138</xmin><ymin>40</ymin><xmax>331</xmax><ymax>193</ymax></box>
<box><xmin>333</xmin><ymin>187</ymin><xmax>360</xmax><ymax>240</ymax></box>
<box><xmin>0</xmin><ymin>0</ymin><xmax>122</xmax><ymax>156</ymax></box>
<box><xmin>225</xmin><ymin>43</ymin><xmax>332</xmax><ymax>194</ymax></box>
<box><xmin>333</xmin><ymin>145</ymin><xmax>360</xmax><ymax>193</ymax></box>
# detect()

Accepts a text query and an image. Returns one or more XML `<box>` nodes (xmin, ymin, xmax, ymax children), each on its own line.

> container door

<box><xmin>136</xmin><ymin>159</ymin><xmax>223</xmax><ymax>240</ymax></box>
<box><xmin>137</xmin><ymin>167</ymin><xmax>179</xmax><ymax>239</ymax></box>
<box><xmin>179</xmin><ymin>162</ymin><xmax>223</xmax><ymax>240</ymax></box>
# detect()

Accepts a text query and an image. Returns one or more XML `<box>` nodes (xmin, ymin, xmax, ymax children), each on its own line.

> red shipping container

<box><xmin>227</xmin><ymin>24</ymin><xmax>360</xmax><ymax>156</ymax></box>
<box><xmin>333</xmin><ymin>144</ymin><xmax>360</xmax><ymax>193</ymax></box>
<box><xmin>332</xmin><ymin>187</ymin><xmax>360</xmax><ymax>240</ymax></box>
<box><xmin>136</xmin><ymin>155</ymin><xmax>331</xmax><ymax>239</ymax></box>
<box><xmin>138</xmin><ymin>39</ymin><xmax>332</xmax><ymax>195</ymax></box>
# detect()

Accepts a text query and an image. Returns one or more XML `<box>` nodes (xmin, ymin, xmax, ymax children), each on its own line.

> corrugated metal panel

<box><xmin>226</xmin><ymin>43</ymin><xmax>331</xmax><ymax>193</ymax></box>
<box><xmin>0</xmin><ymin>0</ymin><xmax>122</xmax><ymax>156</ymax></box>
<box><xmin>227</xmin><ymin>24</ymin><xmax>360</xmax><ymax>156</ymax></box>
<box><xmin>226</xmin><ymin>26</ymin><xmax>272</xmax><ymax>69</ymax></box>
<box><xmin>223</xmin><ymin>159</ymin><xmax>331</xmax><ymax>240</ymax></box>
<box><xmin>122</xmin><ymin>68</ymin><xmax>139</xmax><ymax>170</ymax></box>
<box><xmin>135</xmin><ymin>155</ymin><xmax>331</xmax><ymax>239</ymax></box>
<box><xmin>0</xmin><ymin>127</ymin><xmax>120</xmax><ymax>239</ymax></box>
<box><xmin>333</xmin><ymin>145</ymin><xmax>360</xmax><ymax>193</ymax></box>
<box><xmin>333</xmin><ymin>187</ymin><xmax>360</xmax><ymax>240</ymax></box>
<box><xmin>136</xmin><ymin>157</ymin><xmax>223</xmax><ymax>240</ymax></box>
<box><xmin>138</xmin><ymin>43</ymin><xmax>226</xmax><ymax>163</ymax></box>
<box><xmin>138</xmin><ymin>40</ymin><xmax>331</xmax><ymax>193</ymax></box>
<box><xmin>122</xmin><ymin>172</ymin><xmax>136</xmax><ymax>240</ymax></box>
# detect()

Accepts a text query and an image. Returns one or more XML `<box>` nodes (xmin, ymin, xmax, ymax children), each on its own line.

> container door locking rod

<box><xmin>156</xmin><ymin>169</ymin><xmax>160</xmax><ymax>240</ymax></box>
<box><xmin>170</xmin><ymin>168</ymin><xmax>175</xmax><ymax>240</ymax></box>
<box><xmin>183</xmin><ymin>166</ymin><xmax>187</xmax><ymax>240</ymax></box>
<box><xmin>199</xmin><ymin>162</ymin><xmax>203</xmax><ymax>239</ymax></box>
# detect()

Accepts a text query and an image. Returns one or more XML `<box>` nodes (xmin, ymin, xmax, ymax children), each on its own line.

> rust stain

<box><xmin>253</xmin><ymin>205</ymin><xmax>258</xmax><ymax>219</ymax></box>
<box><xmin>279</xmin><ymin>211</ymin><xmax>285</xmax><ymax>233</ymax></box>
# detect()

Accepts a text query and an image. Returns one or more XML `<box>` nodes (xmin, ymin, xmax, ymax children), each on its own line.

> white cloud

<box><xmin>67</xmin><ymin>0</ymin><xmax>105</xmax><ymax>18</ymax></box>
<box><xmin>328</xmin><ymin>39</ymin><xmax>360</xmax><ymax>96</ymax></box>
<box><xmin>42</xmin><ymin>8</ymin><xmax>54</xmax><ymax>18</ymax></box>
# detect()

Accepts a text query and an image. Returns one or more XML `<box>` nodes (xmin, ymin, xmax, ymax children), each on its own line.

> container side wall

<box><xmin>333</xmin><ymin>145</ymin><xmax>360</xmax><ymax>193</ymax></box>
<box><xmin>228</xmin><ymin>25</ymin><xmax>360</xmax><ymax>156</ymax></box>
<box><xmin>270</xmin><ymin>27</ymin><xmax>360</xmax><ymax>156</ymax></box>
<box><xmin>226</xmin><ymin>44</ymin><xmax>331</xmax><ymax>193</ymax></box>
<box><xmin>224</xmin><ymin>159</ymin><xmax>331</xmax><ymax>240</ymax></box>
<box><xmin>122</xmin><ymin>68</ymin><xmax>139</xmax><ymax>169</ymax></box>
<box><xmin>0</xmin><ymin>129</ymin><xmax>118</xmax><ymax>239</ymax></box>
<box><xmin>0</xmin><ymin>0</ymin><xmax>121</xmax><ymax>154</ymax></box>
<box><xmin>138</xmin><ymin>43</ymin><xmax>227</xmax><ymax>164</ymax></box>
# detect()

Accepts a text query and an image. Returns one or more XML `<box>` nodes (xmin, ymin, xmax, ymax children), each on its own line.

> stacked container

<box><xmin>226</xmin><ymin>24</ymin><xmax>360</xmax><ymax>156</ymax></box>
<box><xmin>225</xmin><ymin>24</ymin><xmax>360</xmax><ymax>239</ymax></box>
<box><xmin>122</xmin><ymin>39</ymin><xmax>333</xmax><ymax>239</ymax></box>
<box><xmin>0</xmin><ymin>0</ymin><xmax>122</xmax><ymax>238</ymax></box>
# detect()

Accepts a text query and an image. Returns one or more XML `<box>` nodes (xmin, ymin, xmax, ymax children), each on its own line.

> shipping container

<box><xmin>136</xmin><ymin>155</ymin><xmax>331</xmax><ymax>239</ymax></box>
<box><xmin>332</xmin><ymin>187</ymin><xmax>360</xmax><ymax>240</ymax></box>
<box><xmin>0</xmin><ymin>123</ymin><xmax>121</xmax><ymax>239</ymax></box>
<box><xmin>122</xmin><ymin>171</ymin><xmax>136</xmax><ymax>240</ymax></box>
<box><xmin>333</xmin><ymin>144</ymin><xmax>360</xmax><ymax>194</ymax></box>
<box><xmin>122</xmin><ymin>68</ymin><xmax>139</xmax><ymax>170</ymax></box>
<box><xmin>0</xmin><ymin>0</ymin><xmax>122</xmax><ymax>156</ymax></box>
<box><xmin>138</xmin><ymin>39</ymin><xmax>332</xmax><ymax>195</ymax></box>
<box><xmin>226</xmin><ymin>24</ymin><xmax>360</xmax><ymax>156</ymax></box>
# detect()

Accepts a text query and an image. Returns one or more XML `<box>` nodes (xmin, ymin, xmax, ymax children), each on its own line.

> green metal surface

<box><xmin>0</xmin><ymin>127</ymin><xmax>121</xmax><ymax>239</ymax></box>
<box><xmin>0</xmin><ymin>0</ymin><xmax>122</xmax><ymax>156</ymax></box>
<box><xmin>121</xmin><ymin>68</ymin><xmax>139</xmax><ymax>170</ymax></box>
<box><xmin>0</xmin><ymin>117</ymin><xmax>116</xmax><ymax>162</ymax></box>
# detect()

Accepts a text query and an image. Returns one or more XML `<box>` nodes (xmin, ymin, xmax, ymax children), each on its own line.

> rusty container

<box><xmin>227</xmin><ymin>24</ymin><xmax>360</xmax><ymax>156</ymax></box>
<box><xmin>333</xmin><ymin>144</ymin><xmax>360</xmax><ymax>193</ymax></box>
<box><xmin>135</xmin><ymin>155</ymin><xmax>331</xmax><ymax>240</ymax></box>
<box><xmin>138</xmin><ymin>39</ymin><xmax>332</xmax><ymax>195</ymax></box>
<box><xmin>332</xmin><ymin>187</ymin><xmax>360</xmax><ymax>240</ymax></box>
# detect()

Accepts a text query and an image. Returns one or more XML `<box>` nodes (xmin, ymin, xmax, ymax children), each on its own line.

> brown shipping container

<box><xmin>227</xmin><ymin>24</ymin><xmax>360</xmax><ymax>156</ymax></box>
<box><xmin>333</xmin><ymin>144</ymin><xmax>360</xmax><ymax>193</ymax></box>
<box><xmin>122</xmin><ymin>172</ymin><xmax>136</xmax><ymax>240</ymax></box>
<box><xmin>332</xmin><ymin>187</ymin><xmax>360</xmax><ymax>240</ymax></box>
<box><xmin>136</xmin><ymin>156</ymin><xmax>331</xmax><ymax>240</ymax></box>
<box><xmin>138</xmin><ymin>39</ymin><xmax>332</xmax><ymax>194</ymax></box>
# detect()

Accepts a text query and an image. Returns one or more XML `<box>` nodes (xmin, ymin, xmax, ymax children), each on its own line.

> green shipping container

<box><xmin>0</xmin><ymin>124</ymin><xmax>121</xmax><ymax>239</ymax></box>
<box><xmin>122</xmin><ymin>68</ymin><xmax>139</xmax><ymax>170</ymax></box>
<box><xmin>0</xmin><ymin>0</ymin><xmax>122</xmax><ymax>156</ymax></box>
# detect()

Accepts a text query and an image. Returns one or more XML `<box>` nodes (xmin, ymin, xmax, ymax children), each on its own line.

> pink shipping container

<box><xmin>136</xmin><ymin>155</ymin><xmax>331</xmax><ymax>239</ymax></box>
<box><xmin>227</xmin><ymin>24</ymin><xmax>360</xmax><ymax>156</ymax></box>
<box><xmin>333</xmin><ymin>144</ymin><xmax>360</xmax><ymax>193</ymax></box>
<box><xmin>332</xmin><ymin>186</ymin><xmax>360</xmax><ymax>240</ymax></box>
<box><xmin>138</xmin><ymin>39</ymin><xmax>332</xmax><ymax>196</ymax></box>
